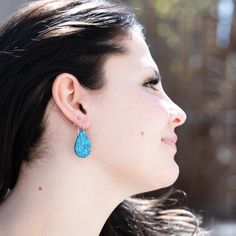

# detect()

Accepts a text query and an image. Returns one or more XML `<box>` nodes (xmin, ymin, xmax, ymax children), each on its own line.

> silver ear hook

<box><xmin>73</xmin><ymin>116</ymin><xmax>81</xmax><ymax>126</ymax></box>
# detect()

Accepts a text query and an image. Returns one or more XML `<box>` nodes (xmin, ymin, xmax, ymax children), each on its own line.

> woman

<box><xmin>0</xmin><ymin>0</ymin><xmax>208</xmax><ymax>235</ymax></box>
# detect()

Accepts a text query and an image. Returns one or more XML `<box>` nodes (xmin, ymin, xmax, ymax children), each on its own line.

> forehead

<box><xmin>104</xmin><ymin>30</ymin><xmax>159</xmax><ymax>78</ymax></box>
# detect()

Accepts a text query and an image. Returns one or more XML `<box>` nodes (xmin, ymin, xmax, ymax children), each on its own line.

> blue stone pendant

<box><xmin>74</xmin><ymin>129</ymin><xmax>91</xmax><ymax>158</ymax></box>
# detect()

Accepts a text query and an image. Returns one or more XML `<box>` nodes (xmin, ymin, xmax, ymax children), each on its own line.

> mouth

<box><xmin>161</xmin><ymin>135</ymin><xmax>178</xmax><ymax>151</ymax></box>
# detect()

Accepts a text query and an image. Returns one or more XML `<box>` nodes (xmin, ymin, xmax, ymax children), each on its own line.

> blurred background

<box><xmin>125</xmin><ymin>0</ymin><xmax>236</xmax><ymax>232</ymax></box>
<box><xmin>1</xmin><ymin>0</ymin><xmax>236</xmax><ymax>233</ymax></box>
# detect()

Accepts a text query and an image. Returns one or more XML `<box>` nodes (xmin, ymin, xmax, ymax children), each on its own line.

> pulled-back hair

<box><xmin>0</xmin><ymin>0</ymin><xmax>208</xmax><ymax>235</ymax></box>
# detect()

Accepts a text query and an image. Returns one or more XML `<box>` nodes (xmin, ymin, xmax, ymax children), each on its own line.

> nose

<box><xmin>169</xmin><ymin>103</ymin><xmax>187</xmax><ymax>128</ymax></box>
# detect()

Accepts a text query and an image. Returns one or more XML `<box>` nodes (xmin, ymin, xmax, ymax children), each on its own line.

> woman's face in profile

<box><xmin>88</xmin><ymin>29</ymin><xmax>187</xmax><ymax>194</ymax></box>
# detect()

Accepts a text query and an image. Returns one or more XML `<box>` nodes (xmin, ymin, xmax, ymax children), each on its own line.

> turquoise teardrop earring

<box><xmin>73</xmin><ymin>116</ymin><xmax>92</xmax><ymax>158</ymax></box>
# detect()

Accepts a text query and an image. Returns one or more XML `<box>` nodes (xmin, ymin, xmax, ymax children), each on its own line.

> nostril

<box><xmin>169</xmin><ymin>106</ymin><xmax>187</xmax><ymax>126</ymax></box>
<box><xmin>175</xmin><ymin>118</ymin><xmax>181</xmax><ymax>123</ymax></box>
<box><xmin>171</xmin><ymin>113</ymin><xmax>186</xmax><ymax>126</ymax></box>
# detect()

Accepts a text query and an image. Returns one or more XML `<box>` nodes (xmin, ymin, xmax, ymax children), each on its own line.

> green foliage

<box><xmin>151</xmin><ymin>0</ymin><xmax>212</xmax><ymax>49</ymax></box>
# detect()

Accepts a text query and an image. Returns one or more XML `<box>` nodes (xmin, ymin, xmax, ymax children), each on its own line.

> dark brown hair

<box><xmin>0</xmin><ymin>0</ymin><xmax>208</xmax><ymax>235</ymax></box>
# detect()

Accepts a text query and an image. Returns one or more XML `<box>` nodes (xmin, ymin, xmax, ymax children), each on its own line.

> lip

<box><xmin>161</xmin><ymin>135</ymin><xmax>178</xmax><ymax>151</ymax></box>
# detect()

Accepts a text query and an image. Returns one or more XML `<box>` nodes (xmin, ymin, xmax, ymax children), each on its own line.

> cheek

<box><xmin>107</xmin><ymin>95</ymin><xmax>168</xmax><ymax>161</ymax></box>
<box><xmin>89</xmin><ymin>87</ymin><xmax>171</xmax><ymax>184</ymax></box>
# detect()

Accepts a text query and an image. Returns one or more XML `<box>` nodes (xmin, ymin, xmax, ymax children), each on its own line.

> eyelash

<box><xmin>144</xmin><ymin>77</ymin><xmax>160</xmax><ymax>90</ymax></box>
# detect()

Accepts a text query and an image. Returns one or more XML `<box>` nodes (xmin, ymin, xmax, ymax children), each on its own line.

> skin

<box><xmin>0</xmin><ymin>29</ymin><xmax>186</xmax><ymax>236</ymax></box>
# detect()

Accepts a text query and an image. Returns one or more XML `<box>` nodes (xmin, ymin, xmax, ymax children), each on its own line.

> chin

<box><xmin>140</xmin><ymin>165</ymin><xmax>179</xmax><ymax>193</ymax></box>
<box><xmin>165</xmin><ymin>162</ymin><xmax>180</xmax><ymax>186</ymax></box>
<box><xmin>156</xmin><ymin>162</ymin><xmax>180</xmax><ymax>189</ymax></box>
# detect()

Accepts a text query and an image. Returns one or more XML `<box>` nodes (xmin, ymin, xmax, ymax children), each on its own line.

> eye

<box><xmin>143</xmin><ymin>77</ymin><xmax>160</xmax><ymax>90</ymax></box>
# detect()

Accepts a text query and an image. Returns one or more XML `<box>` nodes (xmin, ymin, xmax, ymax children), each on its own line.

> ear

<box><xmin>51</xmin><ymin>73</ymin><xmax>90</xmax><ymax>129</ymax></box>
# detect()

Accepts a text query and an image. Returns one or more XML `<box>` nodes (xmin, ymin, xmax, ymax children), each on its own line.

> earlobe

<box><xmin>51</xmin><ymin>73</ymin><xmax>89</xmax><ymax>128</ymax></box>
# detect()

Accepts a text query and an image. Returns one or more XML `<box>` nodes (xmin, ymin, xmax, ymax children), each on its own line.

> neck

<box><xmin>0</xmin><ymin>152</ymin><xmax>133</xmax><ymax>236</ymax></box>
